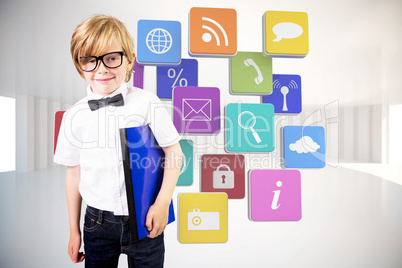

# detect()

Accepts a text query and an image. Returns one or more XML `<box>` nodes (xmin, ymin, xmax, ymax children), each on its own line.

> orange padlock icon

<box><xmin>213</xmin><ymin>164</ymin><xmax>234</xmax><ymax>189</ymax></box>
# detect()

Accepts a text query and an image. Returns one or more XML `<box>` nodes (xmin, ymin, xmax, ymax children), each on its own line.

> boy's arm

<box><xmin>66</xmin><ymin>165</ymin><xmax>85</xmax><ymax>263</ymax></box>
<box><xmin>146</xmin><ymin>142</ymin><xmax>183</xmax><ymax>238</ymax></box>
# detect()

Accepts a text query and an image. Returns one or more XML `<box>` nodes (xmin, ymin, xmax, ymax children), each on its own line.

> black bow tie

<box><xmin>88</xmin><ymin>93</ymin><xmax>124</xmax><ymax>111</ymax></box>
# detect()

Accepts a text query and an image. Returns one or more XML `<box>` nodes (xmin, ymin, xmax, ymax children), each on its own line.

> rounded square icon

<box><xmin>249</xmin><ymin>169</ymin><xmax>302</xmax><ymax>221</ymax></box>
<box><xmin>178</xmin><ymin>193</ymin><xmax>228</xmax><ymax>243</ymax></box>
<box><xmin>177</xmin><ymin>139</ymin><xmax>193</xmax><ymax>186</ymax></box>
<box><xmin>173</xmin><ymin>86</ymin><xmax>220</xmax><ymax>134</ymax></box>
<box><xmin>132</xmin><ymin>60</ymin><xmax>144</xmax><ymax>89</ymax></box>
<box><xmin>263</xmin><ymin>11</ymin><xmax>309</xmax><ymax>58</ymax></box>
<box><xmin>283</xmin><ymin>126</ymin><xmax>326</xmax><ymax>168</ymax></box>
<box><xmin>157</xmin><ymin>59</ymin><xmax>198</xmax><ymax>99</ymax></box>
<box><xmin>189</xmin><ymin>7</ymin><xmax>237</xmax><ymax>56</ymax></box>
<box><xmin>230</xmin><ymin>52</ymin><xmax>272</xmax><ymax>95</ymax></box>
<box><xmin>226</xmin><ymin>103</ymin><xmax>275</xmax><ymax>152</ymax></box>
<box><xmin>137</xmin><ymin>20</ymin><xmax>181</xmax><ymax>65</ymax></box>
<box><xmin>201</xmin><ymin>154</ymin><xmax>245</xmax><ymax>199</ymax></box>
<box><xmin>262</xmin><ymin>74</ymin><xmax>302</xmax><ymax>114</ymax></box>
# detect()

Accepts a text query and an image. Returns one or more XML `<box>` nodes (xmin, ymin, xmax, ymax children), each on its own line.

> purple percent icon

<box><xmin>173</xmin><ymin>86</ymin><xmax>220</xmax><ymax>134</ymax></box>
<box><xmin>133</xmin><ymin>60</ymin><xmax>144</xmax><ymax>89</ymax></box>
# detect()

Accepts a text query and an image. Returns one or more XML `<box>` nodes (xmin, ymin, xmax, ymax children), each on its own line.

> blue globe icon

<box><xmin>146</xmin><ymin>28</ymin><xmax>173</xmax><ymax>54</ymax></box>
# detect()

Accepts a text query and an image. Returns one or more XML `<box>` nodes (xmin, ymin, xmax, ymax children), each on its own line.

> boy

<box><xmin>54</xmin><ymin>15</ymin><xmax>182</xmax><ymax>267</ymax></box>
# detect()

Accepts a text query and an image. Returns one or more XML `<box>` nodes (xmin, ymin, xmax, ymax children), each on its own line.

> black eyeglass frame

<box><xmin>76</xmin><ymin>51</ymin><xmax>126</xmax><ymax>72</ymax></box>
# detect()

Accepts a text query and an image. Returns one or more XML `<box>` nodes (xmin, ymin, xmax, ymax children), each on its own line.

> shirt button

<box><xmin>123</xmin><ymin>216</ymin><xmax>129</xmax><ymax>221</ymax></box>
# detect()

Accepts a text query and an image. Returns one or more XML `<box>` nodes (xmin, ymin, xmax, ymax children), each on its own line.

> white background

<box><xmin>0</xmin><ymin>0</ymin><xmax>402</xmax><ymax>267</ymax></box>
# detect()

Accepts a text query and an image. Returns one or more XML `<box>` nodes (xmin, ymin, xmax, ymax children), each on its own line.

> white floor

<box><xmin>0</xmin><ymin>165</ymin><xmax>402</xmax><ymax>268</ymax></box>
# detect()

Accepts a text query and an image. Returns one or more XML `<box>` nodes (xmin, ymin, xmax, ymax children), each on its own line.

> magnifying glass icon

<box><xmin>238</xmin><ymin>111</ymin><xmax>262</xmax><ymax>144</ymax></box>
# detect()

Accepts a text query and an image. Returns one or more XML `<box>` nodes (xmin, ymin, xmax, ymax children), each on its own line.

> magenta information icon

<box><xmin>249</xmin><ymin>169</ymin><xmax>301</xmax><ymax>221</ymax></box>
<box><xmin>173</xmin><ymin>86</ymin><xmax>220</xmax><ymax>134</ymax></box>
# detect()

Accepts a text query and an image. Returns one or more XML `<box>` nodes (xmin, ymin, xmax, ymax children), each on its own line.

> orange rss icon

<box><xmin>189</xmin><ymin>7</ymin><xmax>237</xmax><ymax>56</ymax></box>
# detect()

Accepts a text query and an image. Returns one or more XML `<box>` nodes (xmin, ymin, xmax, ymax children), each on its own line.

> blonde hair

<box><xmin>70</xmin><ymin>15</ymin><xmax>135</xmax><ymax>82</ymax></box>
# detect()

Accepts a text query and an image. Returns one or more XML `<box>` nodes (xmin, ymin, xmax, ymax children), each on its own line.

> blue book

<box><xmin>120</xmin><ymin>125</ymin><xmax>175</xmax><ymax>241</ymax></box>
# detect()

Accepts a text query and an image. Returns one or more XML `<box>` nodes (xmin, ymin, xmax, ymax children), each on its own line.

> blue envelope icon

<box><xmin>182</xmin><ymin>99</ymin><xmax>212</xmax><ymax>121</ymax></box>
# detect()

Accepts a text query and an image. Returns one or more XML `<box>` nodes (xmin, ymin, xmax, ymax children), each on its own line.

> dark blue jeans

<box><xmin>83</xmin><ymin>206</ymin><xmax>165</xmax><ymax>268</ymax></box>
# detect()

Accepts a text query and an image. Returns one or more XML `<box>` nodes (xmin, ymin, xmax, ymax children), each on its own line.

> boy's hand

<box><xmin>68</xmin><ymin>231</ymin><xmax>85</xmax><ymax>263</ymax></box>
<box><xmin>145</xmin><ymin>201</ymin><xmax>170</xmax><ymax>238</ymax></box>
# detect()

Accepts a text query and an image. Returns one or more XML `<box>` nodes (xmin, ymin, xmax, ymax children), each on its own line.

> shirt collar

<box><xmin>86</xmin><ymin>83</ymin><xmax>129</xmax><ymax>101</ymax></box>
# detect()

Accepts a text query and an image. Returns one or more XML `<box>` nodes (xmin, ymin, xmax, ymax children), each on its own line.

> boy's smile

<box><xmin>94</xmin><ymin>77</ymin><xmax>116</xmax><ymax>84</ymax></box>
<box><xmin>83</xmin><ymin>39</ymin><xmax>133</xmax><ymax>96</ymax></box>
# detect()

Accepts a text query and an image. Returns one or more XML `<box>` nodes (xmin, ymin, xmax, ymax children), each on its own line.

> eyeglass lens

<box><xmin>79</xmin><ymin>52</ymin><xmax>123</xmax><ymax>71</ymax></box>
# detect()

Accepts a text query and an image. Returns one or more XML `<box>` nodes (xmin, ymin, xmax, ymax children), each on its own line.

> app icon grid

<box><xmin>125</xmin><ymin>7</ymin><xmax>322</xmax><ymax>244</ymax></box>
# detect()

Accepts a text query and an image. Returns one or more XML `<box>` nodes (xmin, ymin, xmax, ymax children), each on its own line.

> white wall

<box><xmin>1</xmin><ymin>0</ymin><xmax>402</xmax><ymax>267</ymax></box>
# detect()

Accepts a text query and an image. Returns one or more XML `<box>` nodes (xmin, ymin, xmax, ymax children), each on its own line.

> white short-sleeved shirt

<box><xmin>54</xmin><ymin>83</ymin><xmax>180</xmax><ymax>215</ymax></box>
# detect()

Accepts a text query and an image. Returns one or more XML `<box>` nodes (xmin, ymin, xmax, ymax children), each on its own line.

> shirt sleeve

<box><xmin>146</xmin><ymin>93</ymin><xmax>181</xmax><ymax>147</ymax></box>
<box><xmin>54</xmin><ymin>110</ymin><xmax>81</xmax><ymax>166</ymax></box>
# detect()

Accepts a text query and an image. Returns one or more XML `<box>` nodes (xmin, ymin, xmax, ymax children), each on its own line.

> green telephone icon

<box><xmin>244</xmin><ymin>58</ymin><xmax>263</xmax><ymax>85</ymax></box>
<box><xmin>230</xmin><ymin>51</ymin><xmax>272</xmax><ymax>94</ymax></box>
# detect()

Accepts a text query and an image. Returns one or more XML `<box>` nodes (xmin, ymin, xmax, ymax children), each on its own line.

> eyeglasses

<box><xmin>77</xmin><ymin>51</ymin><xmax>125</xmax><ymax>72</ymax></box>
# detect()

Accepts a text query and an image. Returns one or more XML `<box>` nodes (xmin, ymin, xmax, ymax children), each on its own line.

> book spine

<box><xmin>119</xmin><ymin>128</ymin><xmax>139</xmax><ymax>242</ymax></box>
